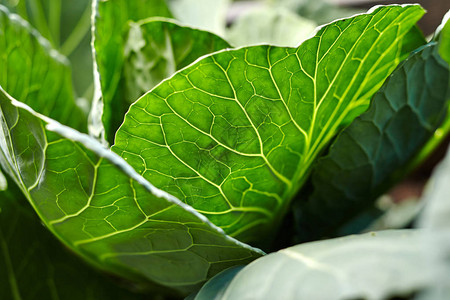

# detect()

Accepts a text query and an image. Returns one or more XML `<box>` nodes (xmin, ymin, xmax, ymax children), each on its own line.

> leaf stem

<box><xmin>28</xmin><ymin>0</ymin><xmax>53</xmax><ymax>45</ymax></box>
<box><xmin>49</xmin><ymin>0</ymin><xmax>61</xmax><ymax>47</ymax></box>
<box><xmin>60</xmin><ymin>3</ymin><xmax>91</xmax><ymax>57</ymax></box>
<box><xmin>406</xmin><ymin>106</ymin><xmax>450</xmax><ymax>173</ymax></box>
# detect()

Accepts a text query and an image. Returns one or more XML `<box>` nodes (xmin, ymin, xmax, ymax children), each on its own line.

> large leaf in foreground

<box><xmin>90</xmin><ymin>0</ymin><xmax>172</xmax><ymax>142</ymax></box>
<box><xmin>294</xmin><ymin>41</ymin><xmax>449</xmax><ymax>241</ymax></box>
<box><xmin>0</xmin><ymin>179</ymin><xmax>140</xmax><ymax>300</ymax></box>
<box><xmin>0</xmin><ymin>88</ymin><xmax>262</xmax><ymax>295</ymax></box>
<box><xmin>195</xmin><ymin>230</ymin><xmax>430</xmax><ymax>300</ymax></box>
<box><xmin>114</xmin><ymin>5</ymin><xmax>425</xmax><ymax>244</ymax></box>
<box><xmin>0</xmin><ymin>5</ymin><xmax>86</xmax><ymax>132</ymax></box>
<box><xmin>124</xmin><ymin>18</ymin><xmax>231</xmax><ymax>102</ymax></box>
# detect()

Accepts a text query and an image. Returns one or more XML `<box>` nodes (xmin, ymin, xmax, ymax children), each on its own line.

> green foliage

<box><xmin>113</xmin><ymin>5</ymin><xmax>425</xmax><ymax>245</ymax></box>
<box><xmin>295</xmin><ymin>41</ymin><xmax>449</xmax><ymax>242</ymax></box>
<box><xmin>0</xmin><ymin>178</ymin><xmax>140</xmax><ymax>300</ymax></box>
<box><xmin>0</xmin><ymin>1</ymin><xmax>449</xmax><ymax>299</ymax></box>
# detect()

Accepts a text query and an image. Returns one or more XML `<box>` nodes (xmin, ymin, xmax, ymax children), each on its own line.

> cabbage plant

<box><xmin>0</xmin><ymin>1</ymin><xmax>449</xmax><ymax>299</ymax></box>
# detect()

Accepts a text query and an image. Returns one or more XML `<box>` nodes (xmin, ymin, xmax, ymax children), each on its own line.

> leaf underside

<box><xmin>197</xmin><ymin>230</ymin><xmax>430</xmax><ymax>300</ymax></box>
<box><xmin>295</xmin><ymin>41</ymin><xmax>450</xmax><ymax>242</ymax></box>
<box><xmin>0</xmin><ymin>179</ymin><xmax>139</xmax><ymax>300</ymax></box>
<box><xmin>113</xmin><ymin>5</ymin><xmax>425</xmax><ymax>245</ymax></box>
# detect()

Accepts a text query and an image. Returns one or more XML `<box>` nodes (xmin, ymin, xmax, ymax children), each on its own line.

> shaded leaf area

<box><xmin>226</xmin><ymin>5</ymin><xmax>316</xmax><ymax>47</ymax></box>
<box><xmin>113</xmin><ymin>5</ymin><xmax>425</xmax><ymax>246</ymax></box>
<box><xmin>0</xmin><ymin>88</ymin><xmax>262</xmax><ymax>295</ymax></box>
<box><xmin>0</xmin><ymin>179</ymin><xmax>142</xmax><ymax>300</ymax></box>
<box><xmin>195</xmin><ymin>230</ymin><xmax>430</xmax><ymax>300</ymax></box>
<box><xmin>0</xmin><ymin>5</ymin><xmax>87</xmax><ymax>132</ymax></box>
<box><xmin>294</xmin><ymin>41</ymin><xmax>450</xmax><ymax>242</ymax></box>
<box><xmin>91</xmin><ymin>0</ymin><xmax>172</xmax><ymax>143</ymax></box>
<box><xmin>167</xmin><ymin>0</ymin><xmax>230</xmax><ymax>36</ymax></box>
<box><xmin>124</xmin><ymin>18</ymin><xmax>231</xmax><ymax>103</ymax></box>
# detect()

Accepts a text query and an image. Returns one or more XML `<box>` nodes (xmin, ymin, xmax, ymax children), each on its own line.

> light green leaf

<box><xmin>439</xmin><ymin>11</ymin><xmax>450</xmax><ymax>65</ymax></box>
<box><xmin>0</xmin><ymin>87</ymin><xmax>263</xmax><ymax>295</ymax></box>
<box><xmin>90</xmin><ymin>0</ymin><xmax>172</xmax><ymax>142</ymax></box>
<box><xmin>226</xmin><ymin>5</ymin><xmax>317</xmax><ymax>47</ymax></box>
<box><xmin>199</xmin><ymin>230</ymin><xmax>430</xmax><ymax>300</ymax></box>
<box><xmin>114</xmin><ymin>5</ymin><xmax>425</xmax><ymax>245</ymax></box>
<box><xmin>167</xmin><ymin>0</ymin><xmax>230</xmax><ymax>36</ymax></box>
<box><xmin>294</xmin><ymin>41</ymin><xmax>448</xmax><ymax>242</ymax></box>
<box><xmin>0</xmin><ymin>177</ymin><xmax>141</xmax><ymax>300</ymax></box>
<box><xmin>0</xmin><ymin>5</ymin><xmax>87</xmax><ymax>132</ymax></box>
<box><xmin>124</xmin><ymin>18</ymin><xmax>231</xmax><ymax>103</ymax></box>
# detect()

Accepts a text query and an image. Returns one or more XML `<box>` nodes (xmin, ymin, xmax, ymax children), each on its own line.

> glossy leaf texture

<box><xmin>0</xmin><ymin>88</ymin><xmax>263</xmax><ymax>295</ymax></box>
<box><xmin>195</xmin><ymin>230</ymin><xmax>431</xmax><ymax>300</ymax></box>
<box><xmin>113</xmin><ymin>5</ymin><xmax>425</xmax><ymax>245</ymax></box>
<box><xmin>124</xmin><ymin>18</ymin><xmax>231</xmax><ymax>103</ymax></box>
<box><xmin>0</xmin><ymin>5</ymin><xmax>87</xmax><ymax>132</ymax></box>
<box><xmin>191</xmin><ymin>266</ymin><xmax>244</xmax><ymax>300</ymax></box>
<box><xmin>90</xmin><ymin>0</ymin><xmax>173</xmax><ymax>142</ymax></box>
<box><xmin>226</xmin><ymin>5</ymin><xmax>317</xmax><ymax>47</ymax></box>
<box><xmin>0</xmin><ymin>178</ymin><xmax>141</xmax><ymax>300</ymax></box>
<box><xmin>294</xmin><ymin>41</ymin><xmax>449</xmax><ymax>242</ymax></box>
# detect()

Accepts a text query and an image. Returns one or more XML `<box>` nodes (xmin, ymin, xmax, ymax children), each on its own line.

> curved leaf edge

<box><xmin>0</xmin><ymin>85</ymin><xmax>265</xmax><ymax>258</ymax></box>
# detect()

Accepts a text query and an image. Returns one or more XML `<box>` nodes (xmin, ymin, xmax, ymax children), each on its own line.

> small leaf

<box><xmin>114</xmin><ymin>5</ymin><xmax>426</xmax><ymax>245</ymax></box>
<box><xmin>0</xmin><ymin>5</ymin><xmax>87</xmax><ymax>132</ymax></box>
<box><xmin>214</xmin><ymin>230</ymin><xmax>430</xmax><ymax>300</ymax></box>
<box><xmin>90</xmin><ymin>0</ymin><xmax>173</xmax><ymax>142</ymax></box>
<box><xmin>294</xmin><ymin>41</ymin><xmax>449</xmax><ymax>241</ymax></box>
<box><xmin>0</xmin><ymin>87</ymin><xmax>263</xmax><ymax>295</ymax></box>
<box><xmin>124</xmin><ymin>18</ymin><xmax>231</xmax><ymax>102</ymax></box>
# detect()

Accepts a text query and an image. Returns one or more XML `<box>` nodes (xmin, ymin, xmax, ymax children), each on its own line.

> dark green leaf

<box><xmin>113</xmin><ymin>5</ymin><xmax>425</xmax><ymax>246</ymax></box>
<box><xmin>0</xmin><ymin>5</ymin><xmax>87</xmax><ymax>132</ymax></box>
<box><xmin>295</xmin><ymin>41</ymin><xmax>449</xmax><ymax>242</ymax></box>
<box><xmin>90</xmin><ymin>0</ymin><xmax>172</xmax><ymax>143</ymax></box>
<box><xmin>124</xmin><ymin>18</ymin><xmax>231</xmax><ymax>103</ymax></box>
<box><xmin>0</xmin><ymin>87</ymin><xmax>263</xmax><ymax>295</ymax></box>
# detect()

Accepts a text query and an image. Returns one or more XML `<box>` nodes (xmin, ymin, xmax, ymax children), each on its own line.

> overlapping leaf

<box><xmin>0</xmin><ymin>88</ymin><xmax>263</xmax><ymax>295</ymax></box>
<box><xmin>194</xmin><ymin>230</ymin><xmax>430</xmax><ymax>300</ymax></box>
<box><xmin>294</xmin><ymin>41</ymin><xmax>449</xmax><ymax>241</ymax></box>
<box><xmin>113</xmin><ymin>5</ymin><xmax>425</xmax><ymax>245</ymax></box>
<box><xmin>0</xmin><ymin>177</ymin><xmax>140</xmax><ymax>300</ymax></box>
<box><xmin>90</xmin><ymin>0</ymin><xmax>173</xmax><ymax>142</ymax></box>
<box><xmin>0</xmin><ymin>5</ymin><xmax>87</xmax><ymax>132</ymax></box>
<box><xmin>124</xmin><ymin>18</ymin><xmax>230</xmax><ymax>102</ymax></box>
